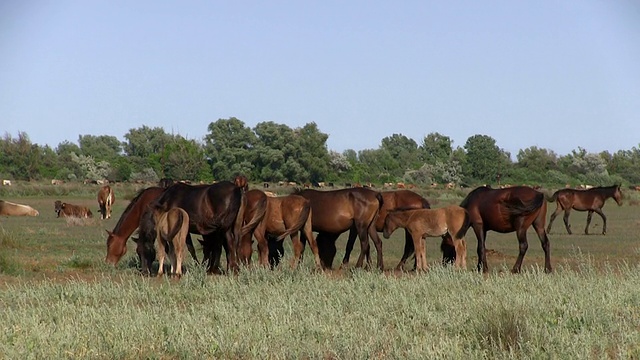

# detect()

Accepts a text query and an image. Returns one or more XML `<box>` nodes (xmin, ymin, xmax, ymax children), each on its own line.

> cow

<box><xmin>51</xmin><ymin>179</ymin><xmax>64</xmax><ymax>185</ymax></box>
<box><xmin>2</xmin><ymin>180</ymin><xmax>11</xmax><ymax>186</ymax></box>
<box><xmin>0</xmin><ymin>200</ymin><xmax>39</xmax><ymax>216</ymax></box>
<box><xmin>54</xmin><ymin>200</ymin><xmax>93</xmax><ymax>218</ymax></box>
<box><xmin>159</xmin><ymin>178</ymin><xmax>175</xmax><ymax>188</ymax></box>
<box><xmin>97</xmin><ymin>185</ymin><xmax>115</xmax><ymax>219</ymax></box>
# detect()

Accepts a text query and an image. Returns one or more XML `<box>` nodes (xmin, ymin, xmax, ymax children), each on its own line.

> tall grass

<box><xmin>1</xmin><ymin>265</ymin><xmax>640</xmax><ymax>359</ymax></box>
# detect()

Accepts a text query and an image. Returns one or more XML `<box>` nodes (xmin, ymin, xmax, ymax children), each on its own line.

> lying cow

<box><xmin>0</xmin><ymin>200</ymin><xmax>39</xmax><ymax>216</ymax></box>
<box><xmin>54</xmin><ymin>200</ymin><xmax>93</xmax><ymax>218</ymax></box>
<box><xmin>97</xmin><ymin>185</ymin><xmax>115</xmax><ymax>219</ymax></box>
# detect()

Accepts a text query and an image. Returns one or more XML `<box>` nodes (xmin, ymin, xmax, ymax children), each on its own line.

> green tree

<box><xmin>380</xmin><ymin>134</ymin><xmax>421</xmax><ymax>175</ymax></box>
<box><xmin>420</xmin><ymin>132</ymin><xmax>453</xmax><ymax>164</ymax></box>
<box><xmin>0</xmin><ymin>132</ymin><xmax>42</xmax><ymax>180</ymax></box>
<box><xmin>161</xmin><ymin>137</ymin><xmax>210</xmax><ymax>181</ymax></box>
<box><xmin>78</xmin><ymin>135</ymin><xmax>122</xmax><ymax>162</ymax></box>
<box><xmin>463</xmin><ymin>134</ymin><xmax>511</xmax><ymax>184</ymax></box>
<box><xmin>204</xmin><ymin>117</ymin><xmax>257</xmax><ymax>181</ymax></box>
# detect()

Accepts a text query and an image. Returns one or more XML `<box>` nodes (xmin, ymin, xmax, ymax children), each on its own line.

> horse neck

<box><xmin>112</xmin><ymin>203</ymin><xmax>145</xmax><ymax>237</ymax></box>
<box><xmin>391</xmin><ymin>210</ymin><xmax>413</xmax><ymax>227</ymax></box>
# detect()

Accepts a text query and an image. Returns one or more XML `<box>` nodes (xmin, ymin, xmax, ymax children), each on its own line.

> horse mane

<box><xmin>112</xmin><ymin>187</ymin><xmax>163</xmax><ymax>233</ymax></box>
<box><xmin>459</xmin><ymin>186</ymin><xmax>492</xmax><ymax>207</ymax></box>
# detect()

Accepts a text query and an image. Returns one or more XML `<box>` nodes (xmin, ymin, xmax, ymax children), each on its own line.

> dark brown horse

<box><xmin>253</xmin><ymin>194</ymin><xmax>321</xmax><ymax>268</ymax></box>
<box><xmin>139</xmin><ymin>181</ymin><xmax>247</xmax><ymax>274</ymax></box>
<box><xmin>342</xmin><ymin>190</ymin><xmax>433</xmax><ymax>270</ymax></box>
<box><xmin>460</xmin><ymin>186</ymin><xmax>551</xmax><ymax>273</ymax></box>
<box><xmin>237</xmin><ymin>189</ymin><xmax>269</xmax><ymax>265</ymax></box>
<box><xmin>295</xmin><ymin>188</ymin><xmax>384</xmax><ymax>270</ymax></box>
<box><xmin>105</xmin><ymin>187</ymin><xmax>200</xmax><ymax>266</ymax></box>
<box><xmin>546</xmin><ymin>185</ymin><xmax>622</xmax><ymax>235</ymax></box>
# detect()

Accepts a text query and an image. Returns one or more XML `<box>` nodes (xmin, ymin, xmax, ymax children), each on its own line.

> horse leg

<box><xmin>289</xmin><ymin>232</ymin><xmax>304</xmax><ymax>269</ymax></box>
<box><xmin>368</xmin><ymin>225</ymin><xmax>384</xmax><ymax>270</ymax></box>
<box><xmin>533</xmin><ymin>215</ymin><xmax>552</xmax><ymax>273</ymax></box>
<box><xmin>547</xmin><ymin>204</ymin><xmax>562</xmax><ymax>234</ymax></box>
<box><xmin>594</xmin><ymin>208</ymin><xmax>607</xmax><ymax>235</ymax></box>
<box><xmin>585</xmin><ymin>210</ymin><xmax>593</xmax><ymax>235</ymax></box>
<box><xmin>440</xmin><ymin>233</ymin><xmax>456</xmax><ymax>266</ymax></box>
<box><xmin>155</xmin><ymin>238</ymin><xmax>166</xmax><ymax>277</ymax></box>
<box><xmin>452</xmin><ymin>235</ymin><xmax>467</xmax><ymax>269</ymax></box>
<box><xmin>300</xmin><ymin>220</ymin><xmax>322</xmax><ymax>269</ymax></box>
<box><xmin>341</xmin><ymin>227</ymin><xmax>359</xmax><ymax>269</ymax></box>
<box><xmin>239</xmin><ymin>230</ymin><xmax>255</xmax><ymax>266</ymax></box>
<box><xmin>410</xmin><ymin>231</ymin><xmax>426</xmax><ymax>271</ymax></box>
<box><xmin>253</xmin><ymin>226</ymin><xmax>269</xmax><ymax>267</ymax></box>
<box><xmin>562</xmin><ymin>209</ymin><xmax>572</xmax><ymax>234</ymax></box>
<box><xmin>185</xmin><ymin>234</ymin><xmax>199</xmax><ymax>263</ymax></box>
<box><xmin>472</xmin><ymin>224</ymin><xmax>488</xmax><ymax>273</ymax></box>
<box><xmin>354</xmin><ymin>224</ymin><xmax>371</xmax><ymax>268</ymax></box>
<box><xmin>512</xmin><ymin>218</ymin><xmax>529</xmax><ymax>274</ymax></box>
<box><xmin>396</xmin><ymin>230</ymin><xmax>415</xmax><ymax>271</ymax></box>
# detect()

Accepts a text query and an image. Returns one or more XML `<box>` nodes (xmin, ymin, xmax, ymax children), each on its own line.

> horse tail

<box><xmin>241</xmin><ymin>196</ymin><xmax>267</xmax><ymax>236</ymax></box>
<box><xmin>161</xmin><ymin>210</ymin><xmax>185</xmax><ymax>246</ymax></box>
<box><xmin>275</xmin><ymin>203</ymin><xmax>311</xmax><ymax>241</ymax></box>
<box><xmin>454</xmin><ymin>209</ymin><xmax>471</xmax><ymax>240</ymax></box>
<box><xmin>506</xmin><ymin>192</ymin><xmax>545</xmax><ymax>216</ymax></box>
<box><xmin>376</xmin><ymin>192</ymin><xmax>384</xmax><ymax>210</ymax></box>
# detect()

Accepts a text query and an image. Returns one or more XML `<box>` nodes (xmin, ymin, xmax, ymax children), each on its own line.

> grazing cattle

<box><xmin>54</xmin><ymin>200</ymin><xmax>92</xmax><ymax>218</ymax></box>
<box><xmin>460</xmin><ymin>186</ymin><xmax>551</xmax><ymax>273</ymax></box>
<box><xmin>2</xmin><ymin>180</ymin><xmax>11</xmax><ymax>186</ymax></box>
<box><xmin>288</xmin><ymin>182</ymin><xmax>297</xmax><ymax>187</ymax></box>
<box><xmin>263</xmin><ymin>182</ymin><xmax>270</xmax><ymax>188</ymax></box>
<box><xmin>430</xmin><ymin>183</ymin><xmax>438</xmax><ymax>188</ymax></box>
<box><xmin>0</xmin><ymin>200</ymin><xmax>39</xmax><ymax>216</ymax></box>
<box><xmin>317</xmin><ymin>182</ymin><xmax>325</xmax><ymax>188</ymax></box>
<box><xmin>153</xmin><ymin>207</ymin><xmax>190</xmax><ymax>276</ymax></box>
<box><xmin>547</xmin><ymin>185</ymin><xmax>623</xmax><ymax>235</ymax></box>
<box><xmin>446</xmin><ymin>182</ymin><xmax>455</xmax><ymax>190</ymax></box>
<box><xmin>383</xmin><ymin>206</ymin><xmax>469</xmax><ymax>271</ymax></box>
<box><xmin>396</xmin><ymin>182</ymin><xmax>405</xmax><ymax>189</ymax></box>
<box><xmin>51</xmin><ymin>179</ymin><xmax>64</xmax><ymax>185</ymax></box>
<box><xmin>137</xmin><ymin>181</ymin><xmax>246</xmax><ymax>274</ymax></box>
<box><xmin>253</xmin><ymin>194</ymin><xmax>321</xmax><ymax>269</ymax></box>
<box><xmin>383</xmin><ymin>182</ymin><xmax>394</xmax><ymax>188</ymax></box>
<box><xmin>97</xmin><ymin>185</ymin><xmax>115</xmax><ymax>220</ymax></box>
<box><xmin>294</xmin><ymin>188</ymin><xmax>384</xmax><ymax>269</ymax></box>
<box><xmin>327</xmin><ymin>182</ymin><xmax>334</xmax><ymax>188</ymax></box>
<box><xmin>263</xmin><ymin>190</ymin><xmax>277</xmax><ymax>197</ymax></box>
<box><xmin>304</xmin><ymin>183</ymin><xmax>312</xmax><ymax>189</ymax></box>
<box><xmin>344</xmin><ymin>183</ymin><xmax>352</xmax><ymax>188</ymax></box>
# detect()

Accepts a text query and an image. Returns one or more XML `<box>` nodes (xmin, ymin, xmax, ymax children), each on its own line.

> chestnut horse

<box><xmin>459</xmin><ymin>186</ymin><xmax>551</xmax><ymax>273</ymax></box>
<box><xmin>105</xmin><ymin>187</ymin><xmax>202</xmax><ymax>266</ymax></box>
<box><xmin>546</xmin><ymin>185</ymin><xmax>622</xmax><ymax>235</ymax></box>
<box><xmin>237</xmin><ymin>189</ymin><xmax>268</xmax><ymax>265</ymax></box>
<box><xmin>342</xmin><ymin>190</ymin><xmax>433</xmax><ymax>270</ymax></box>
<box><xmin>295</xmin><ymin>188</ymin><xmax>383</xmax><ymax>270</ymax></box>
<box><xmin>138</xmin><ymin>181</ymin><xmax>246</xmax><ymax>274</ymax></box>
<box><xmin>382</xmin><ymin>205</ymin><xmax>469</xmax><ymax>271</ymax></box>
<box><xmin>153</xmin><ymin>207</ymin><xmax>190</xmax><ymax>276</ymax></box>
<box><xmin>253</xmin><ymin>194</ymin><xmax>321</xmax><ymax>269</ymax></box>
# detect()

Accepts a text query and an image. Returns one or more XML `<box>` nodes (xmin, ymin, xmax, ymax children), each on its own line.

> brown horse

<box><xmin>295</xmin><ymin>188</ymin><xmax>383</xmax><ymax>270</ymax></box>
<box><xmin>253</xmin><ymin>194</ymin><xmax>321</xmax><ymax>268</ymax></box>
<box><xmin>106</xmin><ymin>187</ymin><xmax>187</xmax><ymax>265</ymax></box>
<box><xmin>138</xmin><ymin>181</ymin><xmax>246</xmax><ymax>274</ymax></box>
<box><xmin>97</xmin><ymin>185</ymin><xmax>115</xmax><ymax>219</ymax></box>
<box><xmin>382</xmin><ymin>205</ymin><xmax>469</xmax><ymax>271</ymax></box>
<box><xmin>460</xmin><ymin>186</ymin><xmax>551</xmax><ymax>273</ymax></box>
<box><xmin>342</xmin><ymin>190</ymin><xmax>432</xmax><ymax>270</ymax></box>
<box><xmin>237</xmin><ymin>189</ymin><xmax>269</xmax><ymax>265</ymax></box>
<box><xmin>153</xmin><ymin>207</ymin><xmax>190</xmax><ymax>276</ymax></box>
<box><xmin>546</xmin><ymin>185</ymin><xmax>622</xmax><ymax>235</ymax></box>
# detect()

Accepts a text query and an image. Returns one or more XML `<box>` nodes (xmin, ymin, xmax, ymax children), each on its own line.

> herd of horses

<box><xmin>101</xmin><ymin>177</ymin><xmax>623</xmax><ymax>276</ymax></box>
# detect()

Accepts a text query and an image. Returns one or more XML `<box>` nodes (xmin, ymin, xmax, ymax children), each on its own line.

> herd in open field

<box><xmin>0</xmin><ymin>179</ymin><xmax>625</xmax><ymax>276</ymax></box>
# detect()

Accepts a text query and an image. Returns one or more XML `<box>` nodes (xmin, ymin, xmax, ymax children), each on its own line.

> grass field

<box><xmin>1</xmin><ymin>189</ymin><xmax>640</xmax><ymax>358</ymax></box>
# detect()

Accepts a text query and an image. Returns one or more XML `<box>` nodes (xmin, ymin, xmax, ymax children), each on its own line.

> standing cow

<box><xmin>97</xmin><ymin>185</ymin><xmax>115</xmax><ymax>219</ymax></box>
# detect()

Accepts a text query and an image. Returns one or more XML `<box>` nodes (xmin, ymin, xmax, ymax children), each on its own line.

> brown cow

<box><xmin>54</xmin><ymin>200</ymin><xmax>93</xmax><ymax>218</ymax></box>
<box><xmin>97</xmin><ymin>185</ymin><xmax>115</xmax><ymax>219</ymax></box>
<box><xmin>0</xmin><ymin>200</ymin><xmax>39</xmax><ymax>216</ymax></box>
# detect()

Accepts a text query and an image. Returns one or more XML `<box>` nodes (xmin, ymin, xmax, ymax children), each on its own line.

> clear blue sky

<box><xmin>1</xmin><ymin>1</ymin><xmax>639</xmax><ymax>158</ymax></box>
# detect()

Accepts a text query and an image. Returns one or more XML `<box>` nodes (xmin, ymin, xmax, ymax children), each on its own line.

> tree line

<box><xmin>2</xmin><ymin>117</ymin><xmax>639</xmax><ymax>188</ymax></box>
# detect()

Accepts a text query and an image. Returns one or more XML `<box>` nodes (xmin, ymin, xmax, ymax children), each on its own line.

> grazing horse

<box><xmin>546</xmin><ymin>185</ymin><xmax>622</xmax><ymax>235</ymax></box>
<box><xmin>153</xmin><ymin>207</ymin><xmax>190</xmax><ymax>276</ymax></box>
<box><xmin>97</xmin><ymin>185</ymin><xmax>115</xmax><ymax>219</ymax></box>
<box><xmin>236</xmin><ymin>189</ymin><xmax>269</xmax><ymax>265</ymax></box>
<box><xmin>138</xmin><ymin>181</ymin><xmax>246</xmax><ymax>274</ymax></box>
<box><xmin>295</xmin><ymin>188</ymin><xmax>384</xmax><ymax>270</ymax></box>
<box><xmin>342</xmin><ymin>190</ymin><xmax>434</xmax><ymax>270</ymax></box>
<box><xmin>460</xmin><ymin>186</ymin><xmax>551</xmax><ymax>274</ymax></box>
<box><xmin>104</xmin><ymin>187</ymin><xmax>199</xmax><ymax>266</ymax></box>
<box><xmin>382</xmin><ymin>205</ymin><xmax>469</xmax><ymax>271</ymax></box>
<box><xmin>253</xmin><ymin>194</ymin><xmax>322</xmax><ymax>269</ymax></box>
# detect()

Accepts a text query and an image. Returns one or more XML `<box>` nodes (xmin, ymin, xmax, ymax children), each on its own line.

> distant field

<box><xmin>1</xmin><ymin>189</ymin><xmax>640</xmax><ymax>358</ymax></box>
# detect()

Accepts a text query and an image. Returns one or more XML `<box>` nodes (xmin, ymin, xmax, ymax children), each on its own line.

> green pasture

<box><xmin>1</xmin><ymin>188</ymin><xmax>640</xmax><ymax>358</ymax></box>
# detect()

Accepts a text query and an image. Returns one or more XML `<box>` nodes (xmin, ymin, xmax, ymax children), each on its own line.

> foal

<box><xmin>382</xmin><ymin>205</ymin><xmax>469</xmax><ymax>271</ymax></box>
<box><xmin>154</xmin><ymin>207</ymin><xmax>190</xmax><ymax>276</ymax></box>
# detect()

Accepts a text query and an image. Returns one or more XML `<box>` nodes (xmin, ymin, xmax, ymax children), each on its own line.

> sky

<box><xmin>1</xmin><ymin>1</ymin><xmax>639</xmax><ymax>159</ymax></box>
